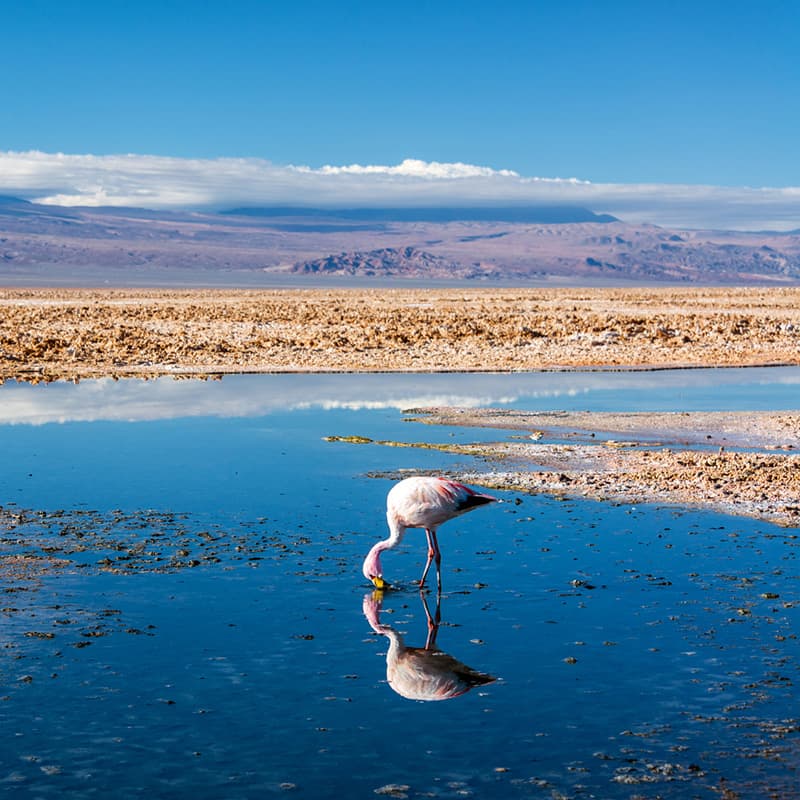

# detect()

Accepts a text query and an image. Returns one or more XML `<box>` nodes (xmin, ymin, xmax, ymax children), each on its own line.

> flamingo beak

<box><xmin>371</xmin><ymin>575</ymin><xmax>387</xmax><ymax>589</ymax></box>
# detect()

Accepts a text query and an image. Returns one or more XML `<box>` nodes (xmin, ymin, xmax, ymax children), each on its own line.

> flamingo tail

<box><xmin>456</xmin><ymin>492</ymin><xmax>496</xmax><ymax>512</ymax></box>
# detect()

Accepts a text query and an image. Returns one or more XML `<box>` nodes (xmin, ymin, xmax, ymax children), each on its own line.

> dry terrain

<box><xmin>2</xmin><ymin>286</ymin><xmax>800</xmax><ymax>382</ymax></box>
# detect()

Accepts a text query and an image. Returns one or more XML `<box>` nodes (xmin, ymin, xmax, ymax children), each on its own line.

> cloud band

<box><xmin>1</xmin><ymin>150</ymin><xmax>799</xmax><ymax>230</ymax></box>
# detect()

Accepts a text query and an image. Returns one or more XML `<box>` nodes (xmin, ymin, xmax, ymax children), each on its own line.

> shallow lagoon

<box><xmin>1</xmin><ymin>368</ymin><xmax>799</xmax><ymax>798</ymax></box>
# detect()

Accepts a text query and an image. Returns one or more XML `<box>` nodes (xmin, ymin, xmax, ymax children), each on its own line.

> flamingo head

<box><xmin>363</xmin><ymin>543</ymin><xmax>388</xmax><ymax>589</ymax></box>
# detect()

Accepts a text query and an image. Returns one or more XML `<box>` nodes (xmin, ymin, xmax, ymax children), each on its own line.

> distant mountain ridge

<box><xmin>1</xmin><ymin>197</ymin><xmax>800</xmax><ymax>285</ymax></box>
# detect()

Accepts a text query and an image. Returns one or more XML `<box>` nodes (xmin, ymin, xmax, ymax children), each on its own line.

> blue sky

<box><xmin>1</xmin><ymin>1</ymin><xmax>799</xmax><ymax>227</ymax></box>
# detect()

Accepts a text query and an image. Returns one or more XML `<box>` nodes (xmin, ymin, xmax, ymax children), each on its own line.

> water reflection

<box><xmin>2</xmin><ymin>366</ymin><xmax>800</xmax><ymax>424</ymax></box>
<box><xmin>363</xmin><ymin>590</ymin><xmax>496</xmax><ymax>701</ymax></box>
<box><xmin>2</xmin><ymin>372</ymin><xmax>798</xmax><ymax>796</ymax></box>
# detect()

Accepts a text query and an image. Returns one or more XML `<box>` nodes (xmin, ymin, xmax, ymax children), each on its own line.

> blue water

<box><xmin>1</xmin><ymin>369</ymin><xmax>798</xmax><ymax>798</ymax></box>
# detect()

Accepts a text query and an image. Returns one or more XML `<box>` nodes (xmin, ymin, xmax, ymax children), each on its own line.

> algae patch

<box><xmin>323</xmin><ymin>435</ymin><xmax>485</xmax><ymax>456</ymax></box>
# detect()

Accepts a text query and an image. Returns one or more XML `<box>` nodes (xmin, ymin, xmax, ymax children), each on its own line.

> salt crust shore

<box><xmin>409</xmin><ymin>408</ymin><xmax>800</xmax><ymax>527</ymax></box>
<box><xmin>1</xmin><ymin>286</ymin><xmax>799</xmax><ymax>526</ymax></box>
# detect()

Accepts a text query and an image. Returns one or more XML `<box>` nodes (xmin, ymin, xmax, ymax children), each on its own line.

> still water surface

<box><xmin>1</xmin><ymin>368</ymin><xmax>798</xmax><ymax>798</ymax></box>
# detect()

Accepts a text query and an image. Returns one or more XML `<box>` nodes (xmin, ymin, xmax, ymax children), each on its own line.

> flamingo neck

<box><xmin>362</xmin><ymin>518</ymin><xmax>405</xmax><ymax>581</ymax></box>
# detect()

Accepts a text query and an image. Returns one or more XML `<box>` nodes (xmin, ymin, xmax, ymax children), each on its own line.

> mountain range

<box><xmin>1</xmin><ymin>196</ymin><xmax>799</xmax><ymax>285</ymax></box>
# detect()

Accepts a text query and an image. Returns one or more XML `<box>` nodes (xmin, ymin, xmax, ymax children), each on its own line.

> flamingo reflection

<box><xmin>363</xmin><ymin>591</ymin><xmax>496</xmax><ymax>701</ymax></box>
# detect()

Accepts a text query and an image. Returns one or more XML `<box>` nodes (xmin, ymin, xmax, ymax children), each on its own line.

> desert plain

<box><xmin>2</xmin><ymin>284</ymin><xmax>799</xmax><ymax>526</ymax></box>
<box><xmin>2</xmin><ymin>285</ymin><xmax>800</xmax><ymax>380</ymax></box>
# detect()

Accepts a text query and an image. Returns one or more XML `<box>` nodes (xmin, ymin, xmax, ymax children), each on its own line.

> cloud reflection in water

<box><xmin>1</xmin><ymin>367</ymin><xmax>800</xmax><ymax>425</ymax></box>
<box><xmin>0</xmin><ymin>372</ymin><xmax>565</xmax><ymax>425</ymax></box>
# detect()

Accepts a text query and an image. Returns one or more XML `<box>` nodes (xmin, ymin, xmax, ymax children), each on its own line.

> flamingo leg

<box><xmin>420</xmin><ymin>527</ymin><xmax>440</xmax><ymax>589</ymax></box>
<box><xmin>420</xmin><ymin>529</ymin><xmax>434</xmax><ymax>588</ymax></box>
<box><xmin>419</xmin><ymin>528</ymin><xmax>443</xmax><ymax>594</ymax></box>
<box><xmin>420</xmin><ymin>591</ymin><xmax>442</xmax><ymax>650</ymax></box>
<box><xmin>431</xmin><ymin>529</ymin><xmax>442</xmax><ymax>594</ymax></box>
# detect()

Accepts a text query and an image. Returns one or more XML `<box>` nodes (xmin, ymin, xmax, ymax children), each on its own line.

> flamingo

<box><xmin>362</xmin><ymin>476</ymin><xmax>498</xmax><ymax>591</ymax></box>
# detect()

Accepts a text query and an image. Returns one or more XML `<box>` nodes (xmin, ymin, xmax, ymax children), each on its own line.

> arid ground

<box><xmin>2</xmin><ymin>286</ymin><xmax>800</xmax><ymax>382</ymax></box>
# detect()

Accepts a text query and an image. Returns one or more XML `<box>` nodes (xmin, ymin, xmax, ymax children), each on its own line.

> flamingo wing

<box><xmin>389</xmin><ymin>476</ymin><xmax>496</xmax><ymax>530</ymax></box>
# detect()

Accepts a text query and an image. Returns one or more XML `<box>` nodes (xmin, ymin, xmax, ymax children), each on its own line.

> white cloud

<box><xmin>1</xmin><ymin>150</ymin><xmax>799</xmax><ymax>230</ymax></box>
<box><xmin>311</xmin><ymin>158</ymin><xmax>521</xmax><ymax>179</ymax></box>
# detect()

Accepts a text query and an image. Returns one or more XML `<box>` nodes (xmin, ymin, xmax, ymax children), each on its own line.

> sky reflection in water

<box><xmin>2</xmin><ymin>365</ymin><xmax>800</xmax><ymax>425</ymax></box>
<box><xmin>0</xmin><ymin>369</ymin><xmax>798</xmax><ymax>798</ymax></box>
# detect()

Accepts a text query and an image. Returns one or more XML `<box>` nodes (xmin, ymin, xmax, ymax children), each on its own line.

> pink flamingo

<box><xmin>362</xmin><ymin>476</ymin><xmax>498</xmax><ymax>591</ymax></box>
